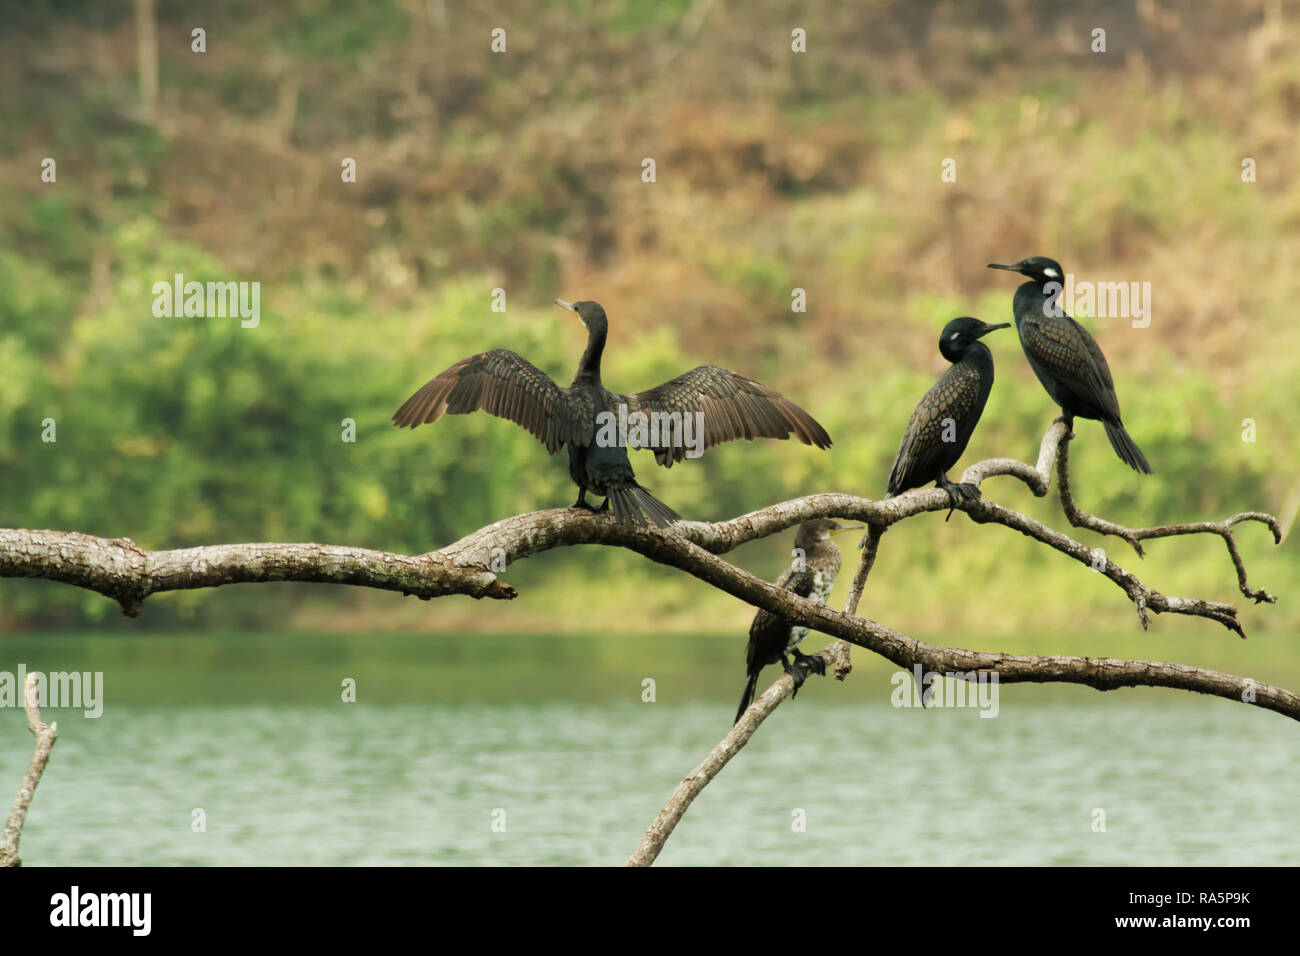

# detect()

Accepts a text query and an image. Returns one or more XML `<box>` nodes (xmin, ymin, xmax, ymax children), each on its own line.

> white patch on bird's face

<box><xmin>1042</xmin><ymin>266</ymin><xmax>1060</xmax><ymax>278</ymax></box>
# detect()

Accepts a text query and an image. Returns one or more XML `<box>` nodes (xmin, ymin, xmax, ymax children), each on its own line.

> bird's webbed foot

<box><xmin>784</xmin><ymin>650</ymin><xmax>827</xmax><ymax>698</ymax></box>
<box><xmin>597</xmin><ymin>497</ymin><xmax>611</xmax><ymax>513</ymax></box>
<box><xmin>1051</xmin><ymin>414</ymin><xmax>1076</xmax><ymax>440</ymax></box>
<box><xmin>937</xmin><ymin>477</ymin><xmax>981</xmax><ymax>521</ymax></box>
<box><xmin>570</xmin><ymin>493</ymin><xmax>598</xmax><ymax>512</ymax></box>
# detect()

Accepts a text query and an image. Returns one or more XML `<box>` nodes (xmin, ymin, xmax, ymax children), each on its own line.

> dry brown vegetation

<box><xmin>0</xmin><ymin>1</ymin><xmax>1294</xmax><ymax>638</ymax></box>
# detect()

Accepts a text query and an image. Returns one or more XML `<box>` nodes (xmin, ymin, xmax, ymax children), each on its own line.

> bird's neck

<box><xmin>807</xmin><ymin>540</ymin><xmax>841</xmax><ymax>574</ymax></box>
<box><xmin>1010</xmin><ymin>282</ymin><xmax>1050</xmax><ymax>327</ymax></box>
<box><xmin>574</xmin><ymin>328</ymin><xmax>606</xmax><ymax>385</ymax></box>
<box><xmin>949</xmin><ymin>341</ymin><xmax>994</xmax><ymax>370</ymax></box>
<box><xmin>1023</xmin><ymin>279</ymin><xmax>1062</xmax><ymax>312</ymax></box>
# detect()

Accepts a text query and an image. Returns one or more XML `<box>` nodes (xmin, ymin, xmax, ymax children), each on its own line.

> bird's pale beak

<box><xmin>554</xmin><ymin>298</ymin><xmax>585</xmax><ymax>326</ymax></box>
<box><xmin>987</xmin><ymin>262</ymin><xmax>1021</xmax><ymax>272</ymax></box>
<box><xmin>829</xmin><ymin>524</ymin><xmax>866</xmax><ymax>536</ymax></box>
<box><xmin>976</xmin><ymin>321</ymin><xmax>1011</xmax><ymax>337</ymax></box>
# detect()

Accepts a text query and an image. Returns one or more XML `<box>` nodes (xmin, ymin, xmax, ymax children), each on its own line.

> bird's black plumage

<box><xmin>988</xmin><ymin>257</ymin><xmax>1153</xmax><ymax>474</ymax></box>
<box><xmin>734</xmin><ymin>519</ymin><xmax>859</xmax><ymax>725</ymax></box>
<box><xmin>887</xmin><ymin>316</ymin><xmax>1009</xmax><ymax>516</ymax></box>
<box><xmin>394</xmin><ymin>299</ymin><xmax>833</xmax><ymax>527</ymax></box>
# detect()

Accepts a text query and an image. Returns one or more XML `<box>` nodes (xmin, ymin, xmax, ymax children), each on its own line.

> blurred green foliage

<box><xmin>0</xmin><ymin>0</ymin><xmax>1294</xmax><ymax>636</ymax></box>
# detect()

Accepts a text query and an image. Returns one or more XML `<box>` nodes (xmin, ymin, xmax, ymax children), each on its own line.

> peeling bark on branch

<box><xmin>0</xmin><ymin>530</ymin><xmax>515</xmax><ymax>615</ymax></box>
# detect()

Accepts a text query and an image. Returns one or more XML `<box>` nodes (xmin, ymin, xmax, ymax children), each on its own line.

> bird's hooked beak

<box><xmin>828</xmin><ymin>523</ymin><xmax>866</xmax><ymax>537</ymax></box>
<box><xmin>554</xmin><ymin>298</ymin><xmax>586</xmax><ymax>327</ymax></box>
<box><xmin>987</xmin><ymin>262</ymin><xmax>1025</xmax><ymax>274</ymax></box>
<box><xmin>976</xmin><ymin>321</ymin><xmax>1011</xmax><ymax>337</ymax></box>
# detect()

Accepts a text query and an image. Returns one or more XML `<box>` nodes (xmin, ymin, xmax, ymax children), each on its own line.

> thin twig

<box><xmin>1057</xmin><ymin>436</ymin><xmax>1282</xmax><ymax>603</ymax></box>
<box><xmin>1</xmin><ymin>674</ymin><xmax>59</xmax><ymax>868</ymax></box>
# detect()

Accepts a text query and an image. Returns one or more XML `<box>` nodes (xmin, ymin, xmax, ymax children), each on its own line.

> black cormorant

<box><xmin>887</xmin><ymin>316</ymin><xmax>1009</xmax><ymax>516</ymax></box>
<box><xmin>393</xmin><ymin>299</ymin><xmax>833</xmax><ymax>527</ymax></box>
<box><xmin>988</xmin><ymin>257</ymin><xmax>1152</xmax><ymax>474</ymax></box>
<box><xmin>734</xmin><ymin>518</ymin><xmax>860</xmax><ymax>725</ymax></box>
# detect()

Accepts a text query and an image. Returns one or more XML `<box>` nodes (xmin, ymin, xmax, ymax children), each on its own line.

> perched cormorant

<box><xmin>393</xmin><ymin>299</ymin><xmax>832</xmax><ymax>527</ymax></box>
<box><xmin>887</xmin><ymin>316</ymin><xmax>1009</xmax><ymax>516</ymax></box>
<box><xmin>734</xmin><ymin>519</ymin><xmax>860</xmax><ymax>725</ymax></box>
<box><xmin>987</xmin><ymin>257</ymin><xmax>1153</xmax><ymax>474</ymax></box>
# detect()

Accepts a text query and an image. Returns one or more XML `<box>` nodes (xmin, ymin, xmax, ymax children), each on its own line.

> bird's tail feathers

<box><xmin>608</xmin><ymin>483</ymin><xmax>681</xmax><ymax>529</ymax></box>
<box><xmin>1103</xmin><ymin>420</ymin><xmax>1153</xmax><ymax>474</ymax></box>
<box><xmin>734</xmin><ymin>674</ymin><xmax>759</xmax><ymax>725</ymax></box>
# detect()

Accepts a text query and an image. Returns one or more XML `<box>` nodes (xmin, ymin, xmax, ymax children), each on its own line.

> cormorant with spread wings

<box><xmin>393</xmin><ymin>299</ymin><xmax>832</xmax><ymax>528</ymax></box>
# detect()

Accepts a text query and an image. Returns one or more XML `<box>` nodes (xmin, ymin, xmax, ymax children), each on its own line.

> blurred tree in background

<box><xmin>0</xmin><ymin>0</ymin><xmax>1294</xmax><ymax>634</ymax></box>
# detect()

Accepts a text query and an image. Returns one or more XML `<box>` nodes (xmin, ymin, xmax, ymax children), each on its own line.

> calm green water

<box><xmin>0</xmin><ymin>633</ymin><xmax>1296</xmax><ymax>865</ymax></box>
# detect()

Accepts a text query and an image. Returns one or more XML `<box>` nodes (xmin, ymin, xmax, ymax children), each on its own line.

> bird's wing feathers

<box><xmin>392</xmin><ymin>349</ymin><xmax>574</xmax><ymax>452</ymax></box>
<box><xmin>889</xmin><ymin>363</ymin><xmax>982</xmax><ymax>494</ymax></box>
<box><xmin>622</xmin><ymin>366</ymin><xmax>831</xmax><ymax>466</ymax></box>
<box><xmin>1068</xmin><ymin>316</ymin><xmax>1119</xmax><ymax>395</ymax></box>
<box><xmin>1019</xmin><ymin>314</ymin><xmax>1121</xmax><ymax>420</ymax></box>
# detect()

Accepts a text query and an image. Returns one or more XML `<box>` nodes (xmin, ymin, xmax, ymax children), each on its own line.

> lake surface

<box><xmin>1</xmin><ymin>632</ymin><xmax>1296</xmax><ymax>866</ymax></box>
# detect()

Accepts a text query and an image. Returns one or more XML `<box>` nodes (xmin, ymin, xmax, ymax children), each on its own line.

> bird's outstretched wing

<box><xmin>622</xmin><ymin>366</ymin><xmax>831</xmax><ymax>466</ymax></box>
<box><xmin>392</xmin><ymin>349</ymin><xmax>574</xmax><ymax>452</ymax></box>
<box><xmin>1018</xmin><ymin>313</ymin><xmax>1122</xmax><ymax>421</ymax></box>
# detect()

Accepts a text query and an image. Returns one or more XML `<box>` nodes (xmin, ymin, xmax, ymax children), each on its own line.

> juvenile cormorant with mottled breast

<box><xmin>734</xmin><ymin>519</ymin><xmax>860</xmax><ymax>725</ymax></box>
<box><xmin>394</xmin><ymin>299</ymin><xmax>832</xmax><ymax>527</ymax></box>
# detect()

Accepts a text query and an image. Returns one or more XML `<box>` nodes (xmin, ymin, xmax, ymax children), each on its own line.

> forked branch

<box><xmin>1056</xmin><ymin>436</ymin><xmax>1281</xmax><ymax>604</ymax></box>
<box><xmin>626</xmin><ymin>423</ymin><xmax>1287</xmax><ymax>865</ymax></box>
<box><xmin>0</xmin><ymin>424</ymin><xmax>1286</xmax><ymax>867</ymax></box>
